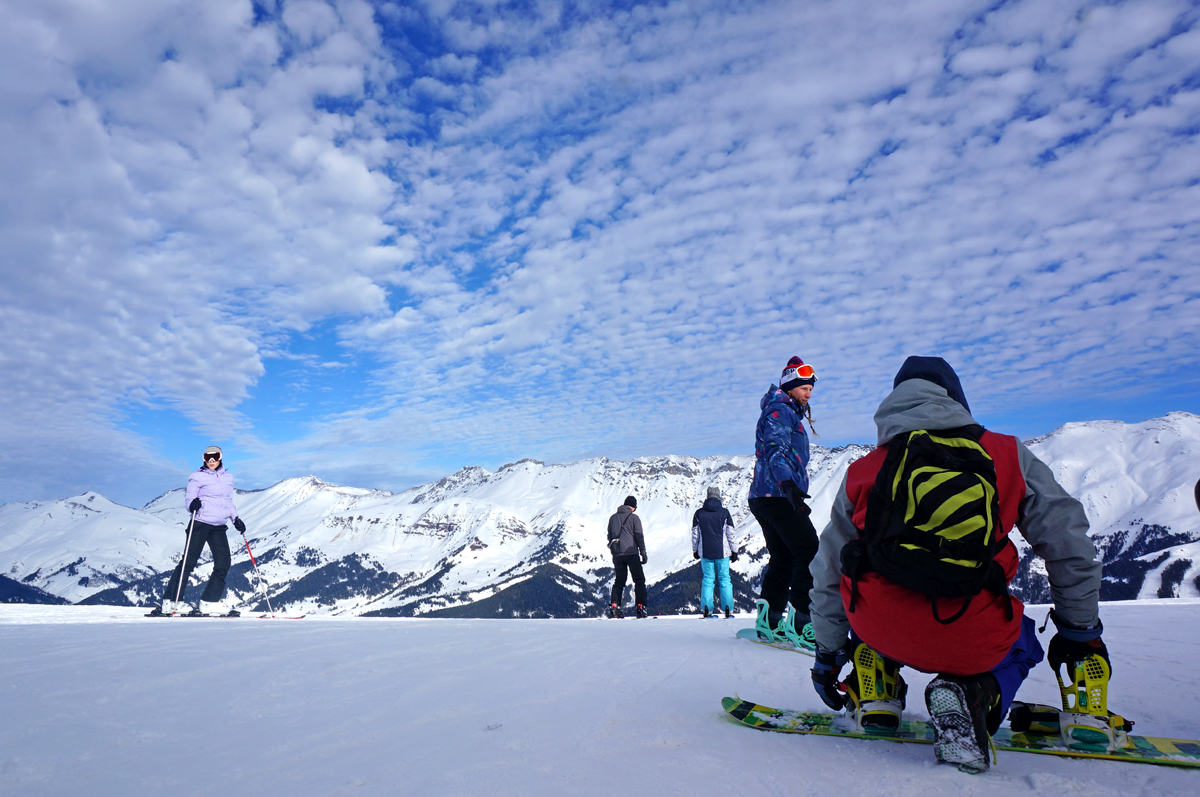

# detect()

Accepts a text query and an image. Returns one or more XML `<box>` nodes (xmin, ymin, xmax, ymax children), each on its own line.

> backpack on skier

<box><xmin>840</xmin><ymin>424</ymin><xmax>1012</xmax><ymax>624</ymax></box>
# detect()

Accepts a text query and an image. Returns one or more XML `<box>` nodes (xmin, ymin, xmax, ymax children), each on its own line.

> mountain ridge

<box><xmin>2</xmin><ymin>413</ymin><xmax>1198</xmax><ymax>616</ymax></box>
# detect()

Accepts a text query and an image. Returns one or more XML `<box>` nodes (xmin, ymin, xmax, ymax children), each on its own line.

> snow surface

<box><xmin>2</xmin><ymin>601</ymin><xmax>1198</xmax><ymax>796</ymax></box>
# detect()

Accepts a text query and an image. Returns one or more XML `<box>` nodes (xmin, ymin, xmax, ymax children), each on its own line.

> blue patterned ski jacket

<box><xmin>749</xmin><ymin>384</ymin><xmax>810</xmax><ymax>499</ymax></box>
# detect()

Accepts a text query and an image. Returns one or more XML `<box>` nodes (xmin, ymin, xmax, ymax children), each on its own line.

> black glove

<box><xmin>640</xmin><ymin>553</ymin><xmax>647</xmax><ymax>565</ymax></box>
<box><xmin>780</xmin><ymin>480</ymin><xmax>811</xmax><ymax>516</ymax></box>
<box><xmin>233</xmin><ymin>517</ymin><xmax>246</xmax><ymax>533</ymax></box>
<box><xmin>811</xmin><ymin>643</ymin><xmax>851</xmax><ymax>711</ymax></box>
<box><xmin>693</xmin><ymin>551</ymin><xmax>700</xmax><ymax>560</ymax></box>
<box><xmin>188</xmin><ymin>498</ymin><xmax>202</xmax><ymax>513</ymax></box>
<box><xmin>729</xmin><ymin>550</ymin><xmax>739</xmax><ymax>563</ymax></box>
<box><xmin>1048</xmin><ymin>611</ymin><xmax>1110</xmax><ymax>676</ymax></box>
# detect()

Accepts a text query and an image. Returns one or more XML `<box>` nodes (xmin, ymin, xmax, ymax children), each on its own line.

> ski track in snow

<box><xmin>1</xmin><ymin>601</ymin><xmax>1198</xmax><ymax>796</ymax></box>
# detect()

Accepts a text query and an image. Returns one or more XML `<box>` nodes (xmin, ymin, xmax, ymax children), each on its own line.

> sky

<box><xmin>1</xmin><ymin>0</ymin><xmax>1198</xmax><ymax>508</ymax></box>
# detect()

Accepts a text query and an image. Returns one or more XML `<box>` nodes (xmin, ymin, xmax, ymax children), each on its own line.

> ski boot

<box><xmin>635</xmin><ymin>604</ymin><xmax>648</xmax><ymax>619</ymax></box>
<box><xmin>844</xmin><ymin>643</ymin><xmax>907</xmax><ymax>735</ymax></box>
<box><xmin>724</xmin><ymin>607</ymin><xmax>733</xmax><ymax>619</ymax></box>
<box><xmin>702</xmin><ymin>607</ymin><xmax>711</xmax><ymax>618</ymax></box>
<box><xmin>607</xmin><ymin>603</ymin><xmax>624</xmax><ymax>619</ymax></box>
<box><xmin>1055</xmin><ymin>653</ymin><xmax>1128</xmax><ymax>752</ymax></box>
<box><xmin>926</xmin><ymin>673</ymin><xmax>998</xmax><ymax>774</ymax></box>
<box><xmin>775</xmin><ymin>607</ymin><xmax>816</xmax><ymax>652</ymax></box>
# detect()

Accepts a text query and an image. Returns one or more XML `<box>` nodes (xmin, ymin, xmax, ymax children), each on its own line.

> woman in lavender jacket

<box><xmin>153</xmin><ymin>445</ymin><xmax>246</xmax><ymax>616</ymax></box>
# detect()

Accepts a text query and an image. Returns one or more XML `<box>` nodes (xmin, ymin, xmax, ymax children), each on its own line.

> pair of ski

<box><xmin>145</xmin><ymin>609</ymin><xmax>303</xmax><ymax>619</ymax></box>
<box><xmin>730</xmin><ymin>626</ymin><xmax>1200</xmax><ymax>768</ymax></box>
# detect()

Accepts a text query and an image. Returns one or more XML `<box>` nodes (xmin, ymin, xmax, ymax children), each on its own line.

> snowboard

<box><xmin>735</xmin><ymin>627</ymin><xmax>815</xmax><ymax>656</ymax></box>
<box><xmin>721</xmin><ymin>697</ymin><xmax>1200</xmax><ymax>768</ymax></box>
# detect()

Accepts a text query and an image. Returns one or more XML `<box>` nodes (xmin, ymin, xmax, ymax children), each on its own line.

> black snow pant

<box><xmin>610</xmin><ymin>555</ymin><xmax>647</xmax><ymax>606</ymax></box>
<box><xmin>749</xmin><ymin>496</ymin><xmax>819</xmax><ymax>617</ymax></box>
<box><xmin>163</xmin><ymin>520</ymin><xmax>231</xmax><ymax>604</ymax></box>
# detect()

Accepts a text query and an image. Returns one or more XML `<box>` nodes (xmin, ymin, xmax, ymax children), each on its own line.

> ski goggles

<box><xmin>204</xmin><ymin>453</ymin><xmax>222</xmax><ymax>461</ymax></box>
<box><xmin>789</xmin><ymin>364</ymin><xmax>816</xmax><ymax>379</ymax></box>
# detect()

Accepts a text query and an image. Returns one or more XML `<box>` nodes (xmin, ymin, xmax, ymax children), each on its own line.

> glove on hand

<box><xmin>811</xmin><ymin>643</ymin><xmax>850</xmax><ymax>711</ymax></box>
<box><xmin>780</xmin><ymin>480</ymin><xmax>811</xmax><ymax>516</ymax></box>
<box><xmin>233</xmin><ymin>517</ymin><xmax>246</xmax><ymax>533</ymax></box>
<box><xmin>729</xmin><ymin>550</ymin><xmax>739</xmax><ymax>563</ymax></box>
<box><xmin>640</xmin><ymin>553</ymin><xmax>648</xmax><ymax>565</ymax></box>
<box><xmin>1048</xmin><ymin>611</ymin><xmax>1110</xmax><ymax>675</ymax></box>
<box><xmin>188</xmin><ymin>498</ymin><xmax>202</xmax><ymax>513</ymax></box>
<box><xmin>693</xmin><ymin>551</ymin><xmax>700</xmax><ymax>560</ymax></box>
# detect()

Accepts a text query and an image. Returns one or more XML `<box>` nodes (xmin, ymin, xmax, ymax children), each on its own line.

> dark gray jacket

<box><xmin>809</xmin><ymin>379</ymin><xmax>1102</xmax><ymax>652</ymax></box>
<box><xmin>607</xmin><ymin>506</ymin><xmax>646</xmax><ymax>559</ymax></box>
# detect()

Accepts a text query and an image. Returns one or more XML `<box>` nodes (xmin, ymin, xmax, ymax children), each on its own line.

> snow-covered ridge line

<box><xmin>1</xmin><ymin>413</ymin><xmax>1198</xmax><ymax>614</ymax></box>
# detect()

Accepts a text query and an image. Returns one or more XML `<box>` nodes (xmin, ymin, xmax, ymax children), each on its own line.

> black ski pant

<box><xmin>749</xmin><ymin>496</ymin><xmax>819</xmax><ymax>617</ymax></box>
<box><xmin>163</xmin><ymin>520</ymin><xmax>231</xmax><ymax>604</ymax></box>
<box><xmin>610</xmin><ymin>555</ymin><xmax>647</xmax><ymax>606</ymax></box>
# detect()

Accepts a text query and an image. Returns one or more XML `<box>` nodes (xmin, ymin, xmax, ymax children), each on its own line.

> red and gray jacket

<box><xmin>808</xmin><ymin>379</ymin><xmax>1100</xmax><ymax>675</ymax></box>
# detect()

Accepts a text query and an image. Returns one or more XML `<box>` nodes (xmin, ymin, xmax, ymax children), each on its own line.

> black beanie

<box><xmin>624</xmin><ymin>495</ymin><xmax>637</xmax><ymax>509</ymax></box>
<box><xmin>893</xmin><ymin>356</ymin><xmax>971</xmax><ymax>413</ymax></box>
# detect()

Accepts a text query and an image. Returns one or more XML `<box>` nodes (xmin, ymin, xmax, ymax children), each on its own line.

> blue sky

<box><xmin>1</xmin><ymin>0</ymin><xmax>1198</xmax><ymax>507</ymax></box>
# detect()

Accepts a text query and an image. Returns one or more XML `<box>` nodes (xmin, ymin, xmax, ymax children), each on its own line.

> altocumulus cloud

<box><xmin>0</xmin><ymin>0</ymin><xmax>1197</xmax><ymax>505</ymax></box>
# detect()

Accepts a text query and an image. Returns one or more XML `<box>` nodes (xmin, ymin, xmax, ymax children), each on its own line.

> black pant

<box><xmin>611</xmin><ymin>556</ymin><xmax>647</xmax><ymax>606</ymax></box>
<box><xmin>749</xmin><ymin>496</ymin><xmax>819</xmax><ymax>616</ymax></box>
<box><xmin>163</xmin><ymin>521</ymin><xmax>231</xmax><ymax>603</ymax></box>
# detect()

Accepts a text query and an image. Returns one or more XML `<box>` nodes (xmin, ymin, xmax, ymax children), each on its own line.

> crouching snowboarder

<box><xmin>150</xmin><ymin>446</ymin><xmax>247</xmax><ymax>617</ymax></box>
<box><xmin>607</xmin><ymin>496</ymin><xmax>648</xmax><ymax>618</ymax></box>
<box><xmin>807</xmin><ymin>357</ymin><xmax>1108</xmax><ymax>773</ymax></box>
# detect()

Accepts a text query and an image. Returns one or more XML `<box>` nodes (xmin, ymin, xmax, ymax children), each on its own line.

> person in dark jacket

<box><xmin>748</xmin><ymin>356</ymin><xmax>819</xmax><ymax>645</ymax></box>
<box><xmin>607</xmin><ymin>495</ymin><xmax>648</xmax><ymax>618</ymax></box>
<box><xmin>150</xmin><ymin>445</ymin><xmax>247</xmax><ymax>617</ymax></box>
<box><xmin>692</xmin><ymin>486</ymin><xmax>739</xmax><ymax>618</ymax></box>
<box><xmin>808</xmin><ymin>357</ymin><xmax>1106</xmax><ymax>773</ymax></box>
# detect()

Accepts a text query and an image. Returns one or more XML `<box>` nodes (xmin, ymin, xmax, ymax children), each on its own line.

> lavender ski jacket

<box><xmin>185</xmin><ymin>466</ymin><xmax>239</xmax><ymax>526</ymax></box>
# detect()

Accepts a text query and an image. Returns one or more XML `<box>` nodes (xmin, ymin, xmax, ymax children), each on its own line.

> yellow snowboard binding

<box><xmin>1055</xmin><ymin>653</ymin><xmax>1130</xmax><ymax>752</ymax></box>
<box><xmin>844</xmin><ymin>643</ymin><xmax>907</xmax><ymax>735</ymax></box>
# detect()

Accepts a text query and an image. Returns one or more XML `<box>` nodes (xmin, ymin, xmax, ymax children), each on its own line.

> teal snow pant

<box><xmin>700</xmin><ymin>557</ymin><xmax>734</xmax><ymax>613</ymax></box>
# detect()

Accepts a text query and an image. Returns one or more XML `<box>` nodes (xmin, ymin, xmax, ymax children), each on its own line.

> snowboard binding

<box><xmin>1052</xmin><ymin>653</ymin><xmax>1130</xmax><ymax>752</ymax></box>
<box><xmin>843</xmin><ymin>643</ymin><xmax>907</xmax><ymax>735</ymax></box>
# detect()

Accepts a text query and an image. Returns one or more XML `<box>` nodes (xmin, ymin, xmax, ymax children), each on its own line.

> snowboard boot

<box><xmin>925</xmin><ymin>673</ymin><xmax>1000</xmax><ymax>774</ymax></box>
<box><xmin>607</xmin><ymin>603</ymin><xmax>624</xmax><ymax>619</ymax></box>
<box><xmin>844</xmin><ymin>643</ymin><xmax>907</xmax><ymax>735</ymax></box>
<box><xmin>635</xmin><ymin>604</ymin><xmax>648</xmax><ymax>619</ymax></box>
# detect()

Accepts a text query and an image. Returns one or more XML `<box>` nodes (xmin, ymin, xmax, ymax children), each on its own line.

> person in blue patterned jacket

<box><xmin>748</xmin><ymin>356</ymin><xmax>819</xmax><ymax>647</ymax></box>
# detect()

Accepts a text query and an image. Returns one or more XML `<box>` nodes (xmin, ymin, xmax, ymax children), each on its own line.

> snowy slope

<box><xmin>0</xmin><ymin>601</ymin><xmax>1197</xmax><ymax>796</ymax></box>
<box><xmin>1</xmin><ymin>413</ymin><xmax>1198</xmax><ymax>616</ymax></box>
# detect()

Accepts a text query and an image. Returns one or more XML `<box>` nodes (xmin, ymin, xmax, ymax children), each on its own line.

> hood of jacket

<box><xmin>702</xmin><ymin>496</ymin><xmax>722</xmax><ymax>512</ymax></box>
<box><xmin>873</xmin><ymin>378</ymin><xmax>978</xmax><ymax>445</ymax></box>
<box><xmin>760</xmin><ymin>384</ymin><xmax>801</xmax><ymax>415</ymax></box>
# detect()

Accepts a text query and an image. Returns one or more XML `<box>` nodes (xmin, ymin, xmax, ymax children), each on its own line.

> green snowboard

<box><xmin>721</xmin><ymin>697</ymin><xmax>1200</xmax><ymax>768</ymax></box>
<box><xmin>735</xmin><ymin>627</ymin><xmax>815</xmax><ymax>656</ymax></box>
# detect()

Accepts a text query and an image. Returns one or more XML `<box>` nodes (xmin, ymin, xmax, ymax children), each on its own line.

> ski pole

<box><xmin>241</xmin><ymin>532</ymin><xmax>275</xmax><ymax>615</ymax></box>
<box><xmin>174</xmin><ymin>510</ymin><xmax>199</xmax><ymax>605</ymax></box>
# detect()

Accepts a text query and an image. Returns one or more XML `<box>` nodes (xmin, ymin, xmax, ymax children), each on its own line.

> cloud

<box><xmin>1</xmin><ymin>0</ymin><xmax>1198</xmax><ymax>505</ymax></box>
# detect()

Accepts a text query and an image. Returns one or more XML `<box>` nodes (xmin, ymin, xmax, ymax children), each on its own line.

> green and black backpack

<box><xmin>840</xmin><ymin>424</ymin><xmax>1013</xmax><ymax>624</ymax></box>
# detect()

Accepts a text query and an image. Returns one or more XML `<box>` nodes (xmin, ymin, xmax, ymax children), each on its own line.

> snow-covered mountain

<box><xmin>1</xmin><ymin>413</ymin><xmax>1198</xmax><ymax>615</ymax></box>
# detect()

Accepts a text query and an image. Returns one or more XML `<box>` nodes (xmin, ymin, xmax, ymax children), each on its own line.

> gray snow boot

<box><xmin>925</xmin><ymin>673</ymin><xmax>999</xmax><ymax>774</ymax></box>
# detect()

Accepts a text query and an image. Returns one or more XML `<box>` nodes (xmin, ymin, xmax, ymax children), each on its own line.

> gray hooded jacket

<box><xmin>808</xmin><ymin>379</ymin><xmax>1101</xmax><ymax>653</ymax></box>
